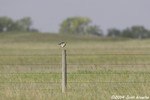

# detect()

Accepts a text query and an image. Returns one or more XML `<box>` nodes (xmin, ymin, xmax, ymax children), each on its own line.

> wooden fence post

<box><xmin>62</xmin><ymin>49</ymin><xmax>67</xmax><ymax>93</ymax></box>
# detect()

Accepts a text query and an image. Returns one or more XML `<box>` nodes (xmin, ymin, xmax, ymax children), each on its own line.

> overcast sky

<box><xmin>0</xmin><ymin>0</ymin><xmax>150</xmax><ymax>33</ymax></box>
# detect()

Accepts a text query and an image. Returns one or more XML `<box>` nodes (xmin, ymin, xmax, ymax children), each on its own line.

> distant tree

<box><xmin>86</xmin><ymin>25</ymin><xmax>103</xmax><ymax>36</ymax></box>
<box><xmin>131</xmin><ymin>26</ymin><xmax>150</xmax><ymax>38</ymax></box>
<box><xmin>59</xmin><ymin>16</ymin><xmax>91</xmax><ymax>34</ymax></box>
<box><xmin>59</xmin><ymin>16</ymin><xmax>103</xmax><ymax>36</ymax></box>
<box><xmin>0</xmin><ymin>16</ymin><xmax>13</xmax><ymax>32</ymax></box>
<box><xmin>0</xmin><ymin>16</ymin><xmax>38</xmax><ymax>32</ymax></box>
<box><xmin>107</xmin><ymin>28</ymin><xmax>121</xmax><ymax>37</ymax></box>
<box><xmin>122</xmin><ymin>27</ymin><xmax>131</xmax><ymax>37</ymax></box>
<box><xmin>122</xmin><ymin>26</ymin><xmax>150</xmax><ymax>39</ymax></box>
<box><xmin>14</xmin><ymin>17</ymin><xmax>32</xmax><ymax>32</ymax></box>
<box><xmin>29</xmin><ymin>28</ymin><xmax>39</xmax><ymax>32</ymax></box>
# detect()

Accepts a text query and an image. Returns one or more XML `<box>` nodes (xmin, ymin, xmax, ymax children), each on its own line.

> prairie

<box><xmin>0</xmin><ymin>32</ymin><xmax>150</xmax><ymax>100</ymax></box>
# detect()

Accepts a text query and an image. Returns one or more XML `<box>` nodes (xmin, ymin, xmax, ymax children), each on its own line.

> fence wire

<box><xmin>0</xmin><ymin>53</ymin><xmax>150</xmax><ymax>90</ymax></box>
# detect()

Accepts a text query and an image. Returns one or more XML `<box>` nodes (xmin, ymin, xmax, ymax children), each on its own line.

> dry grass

<box><xmin>0</xmin><ymin>33</ymin><xmax>150</xmax><ymax>100</ymax></box>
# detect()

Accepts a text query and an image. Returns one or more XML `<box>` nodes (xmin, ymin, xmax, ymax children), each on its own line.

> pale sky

<box><xmin>0</xmin><ymin>0</ymin><xmax>150</xmax><ymax>33</ymax></box>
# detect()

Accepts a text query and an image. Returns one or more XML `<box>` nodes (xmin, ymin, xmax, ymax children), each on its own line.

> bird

<box><xmin>58</xmin><ymin>42</ymin><xmax>66</xmax><ymax>48</ymax></box>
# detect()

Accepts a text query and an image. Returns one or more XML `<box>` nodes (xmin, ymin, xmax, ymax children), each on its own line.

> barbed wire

<box><xmin>0</xmin><ymin>53</ymin><xmax>150</xmax><ymax>91</ymax></box>
<box><xmin>0</xmin><ymin>64</ymin><xmax>150</xmax><ymax>66</ymax></box>
<box><xmin>0</xmin><ymin>72</ymin><xmax>150</xmax><ymax>74</ymax></box>
<box><xmin>0</xmin><ymin>53</ymin><xmax>150</xmax><ymax>56</ymax></box>
<box><xmin>0</xmin><ymin>81</ymin><xmax>150</xmax><ymax>84</ymax></box>
<box><xmin>0</xmin><ymin>64</ymin><xmax>61</xmax><ymax>65</ymax></box>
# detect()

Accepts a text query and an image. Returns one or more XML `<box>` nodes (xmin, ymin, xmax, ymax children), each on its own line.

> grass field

<box><xmin>0</xmin><ymin>32</ymin><xmax>150</xmax><ymax>100</ymax></box>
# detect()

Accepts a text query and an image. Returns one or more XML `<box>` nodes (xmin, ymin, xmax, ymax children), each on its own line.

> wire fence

<box><xmin>0</xmin><ymin>53</ymin><xmax>150</xmax><ymax>91</ymax></box>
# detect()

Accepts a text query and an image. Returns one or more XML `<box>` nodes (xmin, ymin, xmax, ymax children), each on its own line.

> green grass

<box><xmin>0</xmin><ymin>32</ymin><xmax>150</xmax><ymax>100</ymax></box>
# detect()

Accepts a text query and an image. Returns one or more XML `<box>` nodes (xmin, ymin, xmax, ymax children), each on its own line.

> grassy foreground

<box><xmin>0</xmin><ymin>32</ymin><xmax>150</xmax><ymax>100</ymax></box>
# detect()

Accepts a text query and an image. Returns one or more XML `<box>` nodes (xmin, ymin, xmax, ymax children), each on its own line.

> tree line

<box><xmin>107</xmin><ymin>26</ymin><xmax>150</xmax><ymax>39</ymax></box>
<box><xmin>1</xmin><ymin>16</ymin><xmax>150</xmax><ymax>39</ymax></box>
<box><xmin>59</xmin><ymin>16</ymin><xmax>150</xmax><ymax>39</ymax></box>
<box><xmin>0</xmin><ymin>16</ymin><xmax>38</xmax><ymax>32</ymax></box>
